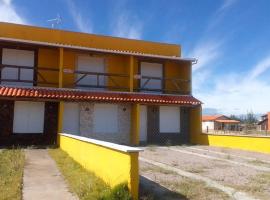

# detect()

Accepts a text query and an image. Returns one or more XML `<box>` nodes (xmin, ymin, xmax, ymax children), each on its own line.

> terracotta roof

<box><xmin>215</xmin><ymin>119</ymin><xmax>240</xmax><ymax>123</ymax></box>
<box><xmin>202</xmin><ymin>115</ymin><xmax>223</xmax><ymax>121</ymax></box>
<box><xmin>0</xmin><ymin>86</ymin><xmax>201</xmax><ymax>105</ymax></box>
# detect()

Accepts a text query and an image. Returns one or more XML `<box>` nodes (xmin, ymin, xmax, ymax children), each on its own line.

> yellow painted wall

<box><xmin>190</xmin><ymin>106</ymin><xmax>270</xmax><ymax>154</ymax></box>
<box><xmin>164</xmin><ymin>60</ymin><xmax>191</xmax><ymax>94</ymax></box>
<box><xmin>196</xmin><ymin>134</ymin><xmax>270</xmax><ymax>154</ymax></box>
<box><xmin>59</xmin><ymin>135</ymin><xmax>139</xmax><ymax>200</ymax></box>
<box><xmin>0</xmin><ymin>22</ymin><xmax>180</xmax><ymax>57</ymax></box>
<box><xmin>37</xmin><ymin>48</ymin><xmax>59</xmax><ymax>87</ymax></box>
<box><xmin>131</xmin><ymin>104</ymin><xmax>140</xmax><ymax>145</ymax></box>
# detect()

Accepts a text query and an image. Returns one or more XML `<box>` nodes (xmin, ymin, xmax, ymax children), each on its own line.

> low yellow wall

<box><xmin>194</xmin><ymin>133</ymin><xmax>270</xmax><ymax>154</ymax></box>
<box><xmin>59</xmin><ymin>134</ymin><xmax>140</xmax><ymax>200</ymax></box>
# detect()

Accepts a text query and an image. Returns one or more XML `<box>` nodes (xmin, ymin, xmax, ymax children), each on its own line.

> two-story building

<box><xmin>0</xmin><ymin>22</ymin><xmax>201</xmax><ymax>146</ymax></box>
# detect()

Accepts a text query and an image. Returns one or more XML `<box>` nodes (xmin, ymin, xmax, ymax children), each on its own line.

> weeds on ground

<box><xmin>248</xmin><ymin>159</ymin><xmax>269</xmax><ymax>166</ymax></box>
<box><xmin>0</xmin><ymin>148</ymin><xmax>25</xmax><ymax>200</ymax></box>
<box><xmin>49</xmin><ymin>149</ymin><xmax>132</xmax><ymax>200</ymax></box>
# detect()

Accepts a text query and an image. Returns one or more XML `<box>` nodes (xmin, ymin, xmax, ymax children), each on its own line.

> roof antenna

<box><xmin>47</xmin><ymin>14</ymin><xmax>62</xmax><ymax>29</ymax></box>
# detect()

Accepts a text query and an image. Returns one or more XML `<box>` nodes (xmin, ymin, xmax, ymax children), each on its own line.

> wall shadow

<box><xmin>140</xmin><ymin>176</ymin><xmax>188</xmax><ymax>200</ymax></box>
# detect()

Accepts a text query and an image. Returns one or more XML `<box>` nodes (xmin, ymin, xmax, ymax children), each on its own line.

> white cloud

<box><xmin>67</xmin><ymin>0</ymin><xmax>93</xmax><ymax>33</ymax></box>
<box><xmin>247</xmin><ymin>56</ymin><xmax>270</xmax><ymax>80</ymax></box>
<box><xmin>188</xmin><ymin>41</ymin><xmax>222</xmax><ymax>72</ymax></box>
<box><xmin>218</xmin><ymin>0</ymin><xmax>238</xmax><ymax>13</ymax></box>
<box><xmin>195</xmin><ymin>56</ymin><xmax>270</xmax><ymax>115</ymax></box>
<box><xmin>112</xmin><ymin>12</ymin><xmax>143</xmax><ymax>39</ymax></box>
<box><xmin>0</xmin><ymin>0</ymin><xmax>26</xmax><ymax>24</ymax></box>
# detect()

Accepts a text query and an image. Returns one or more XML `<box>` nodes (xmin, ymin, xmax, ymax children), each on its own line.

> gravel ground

<box><xmin>140</xmin><ymin>161</ymin><xmax>230</xmax><ymax>200</ymax></box>
<box><xmin>194</xmin><ymin>145</ymin><xmax>270</xmax><ymax>162</ymax></box>
<box><xmin>140</xmin><ymin>145</ymin><xmax>270</xmax><ymax>200</ymax></box>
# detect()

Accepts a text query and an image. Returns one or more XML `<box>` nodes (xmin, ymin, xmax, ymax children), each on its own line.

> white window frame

<box><xmin>93</xmin><ymin>104</ymin><xmax>118</xmax><ymax>133</ymax></box>
<box><xmin>13</xmin><ymin>101</ymin><xmax>45</xmax><ymax>134</ymax></box>
<box><xmin>1</xmin><ymin>48</ymin><xmax>35</xmax><ymax>86</ymax></box>
<box><xmin>140</xmin><ymin>62</ymin><xmax>163</xmax><ymax>91</ymax></box>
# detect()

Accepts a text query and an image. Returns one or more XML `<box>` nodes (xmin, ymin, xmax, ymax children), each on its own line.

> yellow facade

<box><xmin>59</xmin><ymin>134</ymin><xmax>139</xmax><ymax>200</ymax></box>
<box><xmin>0</xmin><ymin>22</ymin><xmax>180</xmax><ymax>56</ymax></box>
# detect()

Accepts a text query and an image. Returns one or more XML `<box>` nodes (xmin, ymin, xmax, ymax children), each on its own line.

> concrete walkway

<box><xmin>23</xmin><ymin>149</ymin><xmax>77</xmax><ymax>200</ymax></box>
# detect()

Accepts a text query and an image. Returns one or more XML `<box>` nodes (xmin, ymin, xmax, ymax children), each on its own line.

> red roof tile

<box><xmin>0</xmin><ymin>86</ymin><xmax>201</xmax><ymax>106</ymax></box>
<box><xmin>202</xmin><ymin>115</ymin><xmax>223</xmax><ymax>121</ymax></box>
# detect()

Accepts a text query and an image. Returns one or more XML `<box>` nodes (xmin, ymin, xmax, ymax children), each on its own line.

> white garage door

<box><xmin>159</xmin><ymin>106</ymin><xmax>180</xmax><ymax>133</ymax></box>
<box><xmin>63</xmin><ymin>102</ymin><xmax>80</xmax><ymax>135</ymax></box>
<box><xmin>13</xmin><ymin>101</ymin><xmax>45</xmax><ymax>134</ymax></box>
<box><xmin>140</xmin><ymin>62</ymin><xmax>163</xmax><ymax>91</ymax></box>
<box><xmin>2</xmin><ymin>48</ymin><xmax>34</xmax><ymax>86</ymax></box>
<box><xmin>140</xmin><ymin>105</ymin><xmax>147</xmax><ymax>142</ymax></box>
<box><xmin>77</xmin><ymin>56</ymin><xmax>105</xmax><ymax>89</ymax></box>
<box><xmin>93</xmin><ymin>104</ymin><xmax>118</xmax><ymax>133</ymax></box>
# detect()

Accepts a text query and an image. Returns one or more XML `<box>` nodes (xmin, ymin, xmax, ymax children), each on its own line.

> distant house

<box><xmin>258</xmin><ymin>113</ymin><xmax>270</xmax><ymax>131</ymax></box>
<box><xmin>202</xmin><ymin>115</ymin><xmax>240</xmax><ymax>132</ymax></box>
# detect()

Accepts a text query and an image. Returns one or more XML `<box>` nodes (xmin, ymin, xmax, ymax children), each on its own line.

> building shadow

<box><xmin>140</xmin><ymin>176</ymin><xmax>188</xmax><ymax>200</ymax></box>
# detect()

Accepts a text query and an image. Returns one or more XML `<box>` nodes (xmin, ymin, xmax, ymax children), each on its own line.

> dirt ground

<box><xmin>139</xmin><ymin>145</ymin><xmax>270</xmax><ymax>200</ymax></box>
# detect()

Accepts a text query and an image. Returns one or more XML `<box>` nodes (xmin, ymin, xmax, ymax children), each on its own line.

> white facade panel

<box><xmin>77</xmin><ymin>56</ymin><xmax>105</xmax><ymax>89</ymax></box>
<box><xmin>140</xmin><ymin>62</ymin><xmax>162</xmax><ymax>91</ymax></box>
<box><xmin>1</xmin><ymin>48</ymin><xmax>34</xmax><ymax>86</ymax></box>
<box><xmin>63</xmin><ymin>102</ymin><xmax>80</xmax><ymax>135</ymax></box>
<box><xmin>93</xmin><ymin>104</ymin><xmax>118</xmax><ymax>133</ymax></box>
<box><xmin>159</xmin><ymin>106</ymin><xmax>180</xmax><ymax>133</ymax></box>
<box><xmin>13</xmin><ymin>101</ymin><xmax>45</xmax><ymax>134</ymax></box>
<box><xmin>140</xmin><ymin>105</ymin><xmax>147</xmax><ymax>142</ymax></box>
<box><xmin>202</xmin><ymin>121</ymin><xmax>214</xmax><ymax>131</ymax></box>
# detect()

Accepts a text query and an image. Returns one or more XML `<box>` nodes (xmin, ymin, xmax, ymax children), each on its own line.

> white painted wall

<box><xmin>93</xmin><ymin>104</ymin><xmax>118</xmax><ymax>133</ymax></box>
<box><xmin>63</xmin><ymin>102</ymin><xmax>80</xmax><ymax>135</ymax></box>
<box><xmin>202</xmin><ymin>121</ymin><xmax>214</xmax><ymax>131</ymax></box>
<box><xmin>159</xmin><ymin>106</ymin><xmax>180</xmax><ymax>133</ymax></box>
<box><xmin>13</xmin><ymin>101</ymin><xmax>45</xmax><ymax>134</ymax></box>
<box><xmin>139</xmin><ymin>105</ymin><xmax>147</xmax><ymax>142</ymax></box>
<box><xmin>77</xmin><ymin>56</ymin><xmax>105</xmax><ymax>89</ymax></box>
<box><xmin>140</xmin><ymin>62</ymin><xmax>162</xmax><ymax>91</ymax></box>
<box><xmin>2</xmin><ymin>48</ymin><xmax>34</xmax><ymax>86</ymax></box>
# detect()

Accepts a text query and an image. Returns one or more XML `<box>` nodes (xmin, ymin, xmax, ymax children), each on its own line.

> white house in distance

<box><xmin>202</xmin><ymin>115</ymin><xmax>240</xmax><ymax>132</ymax></box>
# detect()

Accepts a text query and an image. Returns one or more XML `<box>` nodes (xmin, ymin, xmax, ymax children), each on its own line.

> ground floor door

<box><xmin>147</xmin><ymin>106</ymin><xmax>159</xmax><ymax>144</ymax></box>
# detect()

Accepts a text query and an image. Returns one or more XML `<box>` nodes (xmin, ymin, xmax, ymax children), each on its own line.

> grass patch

<box><xmin>49</xmin><ymin>148</ymin><xmax>132</xmax><ymax>200</ymax></box>
<box><xmin>0</xmin><ymin>148</ymin><xmax>25</xmax><ymax>200</ymax></box>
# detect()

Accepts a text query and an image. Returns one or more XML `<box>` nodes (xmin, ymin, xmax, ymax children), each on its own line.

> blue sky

<box><xmin>1</xmin><ymin>0</ymin><xmax>270</xmax><ymax>115</ymax></box>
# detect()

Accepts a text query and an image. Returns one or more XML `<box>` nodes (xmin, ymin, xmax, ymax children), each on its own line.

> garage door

<box><xmin>1</xmin><ymin>48</ymin><xmax>35</xmax><ymax>86</ymax></box>
<box><xmin>13</xmin><ymin>101</ymin><xmax>45</xmax><ymax>134</ymax></box>
<box><xmin>77</xmin><ymin>56</ymin><xmax>105</xmax><ymax>89</ymax></box>
<box><xmin>159</xmin><ymin>106</ymin><xmax>180</xmax><ymax>133</ymax></box>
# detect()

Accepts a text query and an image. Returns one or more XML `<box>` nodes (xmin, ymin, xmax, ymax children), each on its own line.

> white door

<box><xmin>140</xmin><ymin>105</ymin><xmax>147</xmax><ymax>142</ymax></box>
<box><xmin>140</xmin><ymin>62</ymin><xmax>163</xmax><ymax>92</ymax></box>
<box><xmin>77</xmin><ymin>56</ymin><xmax>105</xmax><ymax>89</ymax></box>
<box><xmin>63</xmin><ymin>102</ymin><xmax>80</xmax><ymax>135</ymax></box>
<box><xmin>159</xmin><ymin>106</ymin><xmax>180</xmax><ymax>133</ymax></box>
<box><xmin>13</xmin><ymin>101</ymin><xmax>45</xmax><ymax>134</ymax></box>
<box><xmin>2</xmin><ymin>48</ymin><xmax>35</xmax><ymax>86</ymax></box>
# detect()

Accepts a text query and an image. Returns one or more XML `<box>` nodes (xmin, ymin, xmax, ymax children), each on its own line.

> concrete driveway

<box><xmin>139</xmin><ymin>145</ymin><xmax>270</xmax><ymax>200</ymax></box>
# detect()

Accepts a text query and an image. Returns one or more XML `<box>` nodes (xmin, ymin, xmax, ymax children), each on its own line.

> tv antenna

<box><xmin>47</xmin><ymin>14</ymin><xmax>62</xmax><ymax>28</ymax></box>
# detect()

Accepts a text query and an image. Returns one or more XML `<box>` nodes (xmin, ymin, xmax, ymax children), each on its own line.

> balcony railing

<box><xmin>0</xmin><ymin>64</ymin><xmax>191</xmax><ymax>94</ymax></box>
<box><xmin>137</xmin><ymin>75</ymin><xmax>191</xmax><ymax>94</ymax></box>
<box><xmin>67</xmin><ymin>70</ymin><xmax>130</xmax><ymax>91</ymax></box>
<box><xmin>0</xmin><ymin>64</ymin><xmax>59</xmax><ymax>86</ymax></box>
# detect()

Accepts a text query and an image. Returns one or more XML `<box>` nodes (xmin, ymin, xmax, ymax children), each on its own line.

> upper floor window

<box><xmin>76</xmin><ymin>55</ymin><xmax>106</xmax><ymax>90</ymax></box>
<box><xmin>140</xmin><ymin>62</ymin><xmax>163</xmax><ymax>92</ymax></box>
<box><xmin>1</xmin><ymin>48</ymin><xmax>35</xmax><ymax>86</ymax></box>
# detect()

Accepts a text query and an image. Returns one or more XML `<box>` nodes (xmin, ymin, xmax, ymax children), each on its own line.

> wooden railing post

<box><xmin>58</xmin><ymin>47</ymin><xmax>64</xmax><ymax>88</ymax></box>
<box><xmin>129</xmin><ymin>55</ymin><xmax>134</xmax><ymax>92</ymax></box>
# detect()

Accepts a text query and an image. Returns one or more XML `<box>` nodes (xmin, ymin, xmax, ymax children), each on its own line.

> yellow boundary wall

<box><xmin>59</xmin><ymin>133</ymin><xmax>142</xmax><ymax>200</ymax></box>
<box><xmin>195</xmin><ymin>133</ymin><xmax>270</xmax><ymax>154</ymax></box>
